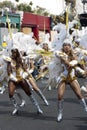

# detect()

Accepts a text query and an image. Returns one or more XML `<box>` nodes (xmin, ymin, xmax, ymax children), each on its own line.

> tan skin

<box><xmin>20</xmin><ymin>50</ymin><xmax>42</xmax><ymax>93</ymax></box>
<box><xmin>27</xmin><ymin>58</ymin><xmax>42</xmax><ymax>92</ymax></box>
<box><xmin>38</xmin><ymin>43</ymin><xmax>49</xmax><ymax>74</ymax></box>
<box><xmin>42</xmin><ymin>43</ymin><xmax>49</xmax><ymax>51</ymax></box>
<box><xmin>58</xmin><ymin>44</ymin><xmax>83</xmax><ymax>101</ymax></box>
<box><xmin>22</xmin><ymin>54</ymin><xmax>39</xmax><ymax>92</ymax></box>
<box><xmin>7</xmin><ymin>49</ymin><xmax>31</xmax><ymax>99</ymax></box>
<box><xmin>28</xmin><ymin>77</ymin><xmax>40</xmax><ymax>91</ymax></box>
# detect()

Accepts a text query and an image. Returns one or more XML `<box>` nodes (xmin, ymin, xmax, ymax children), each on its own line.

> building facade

<box><xmin>21</xmin><ymin>12</ymin><xmax>51</xmax><ymax>42</ymax></box>
<box><xmin>0</xmin><ymin>12</ymin><xmax>20</xmax><ymax>44</ymax></box>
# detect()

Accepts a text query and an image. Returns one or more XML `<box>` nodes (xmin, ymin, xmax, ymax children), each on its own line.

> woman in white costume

<box><xmin>21</xmin><ymin>51</ymin><xmax>49</xmax><ymax>106</ymax></box>
<box><xmin>56</xmin><ymin>39</ymin><xmax>87</xmax><ymax>122</ymax></box>
<box><xmin>7</xmin><ymin>48</ymin><xmax>43</xmax><ymax>115</ymax></box>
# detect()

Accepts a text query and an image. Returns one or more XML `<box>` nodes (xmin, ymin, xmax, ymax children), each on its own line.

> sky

<box><xmin>0</xmin><ymin>0</ymin><xmax>65</xmax><ymax>15</ymax></box>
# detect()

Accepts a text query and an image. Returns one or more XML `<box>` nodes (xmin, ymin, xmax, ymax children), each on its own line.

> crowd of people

<box><xmin>0</xmin><ymin>21</ymin><xmax>87</xmax><ymax>123</ymax></box>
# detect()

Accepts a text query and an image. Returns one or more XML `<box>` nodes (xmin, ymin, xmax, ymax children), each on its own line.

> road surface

<box><xmin>0</xmin><ymin>77</ymin><xmax>87</xmax><ymax>130</ymax></box>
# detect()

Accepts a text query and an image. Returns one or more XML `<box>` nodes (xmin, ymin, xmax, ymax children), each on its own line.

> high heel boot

<box><xmin>80</xmin><ymin>98</ymin><xmax>87</xmax><ymax>112</ymax></box>
<box><xmin>36</xmin><ymin>89</ymin><xmax>49</xmax><ymax>106</ymax></box>
<box><xmin>10</xmin><ymin>97</ymin><xmax>19</xmax><ymax>115</ymax></box>
<box><xmin>30</xmin><ymin>94</ymin><xmax>43</xmax><ymax>114</ymax></box>
<box><xmin>57</xmin><ymin>100</ymin><xmax>63</xmax><ymax>122</ymax></box>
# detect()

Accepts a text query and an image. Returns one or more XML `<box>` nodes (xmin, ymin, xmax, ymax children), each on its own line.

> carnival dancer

<box><xmin>36</xmin><ymin>42</ymin><xmax>54</xmax><ymax>90</ymax></box>
<box><xmin>37</xmin><ymin>42</ymin><xmax>51</xmax><ymax>77</ymax></box>
<box><xmin>21</xmin><ymin>51</ymin><xmax>49</xmax><ymax>106</ymax></box>
<box><xmin>55</xmin><ymin>39</ymin><xmax>87</xmax><ymax>122</ymax></box>
<box><xmin>6</xmin><ymin>48</ymin><xmax>43</xmax><ymax>115</ymax></box>
<box><xmin>81</xmin><ymin>85</ymin><xmax>87</xmax><ymax>99</ymax></box>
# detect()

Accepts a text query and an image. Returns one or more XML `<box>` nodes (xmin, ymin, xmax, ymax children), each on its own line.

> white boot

<box><xmin>10</xmin><ymin>97</ymin><xmax>19</xmax><ymax>115</ymax></box>
<box><xmin>0</xmin><ymin>85</ymin><xmax>6</xmax><ymax>94</ymax></box>
<box><xmin>48</xmin><ymin>85</ymin><xmax>51</xmax><ymax>91</ymax></box>
<box><xmin>80</xmin><ymin>98</ymin><xmax>87</xmax><ymax>112</ymax></box>
<box><xmin>44</xmin><ymin>99</ymin><xmax>49</xmax><ymax>106</ymax></box>
<box><xmin>16</xmin><ymin>92</ymin><xmax>26</xmax><ymax>107</ymax></box>
<box><xmin>57</xmin><ymin>100</ymin><xmax>63</xmax><ymax>122</ymax></box>
<box><xmin>57</xmin><ymin>111</ymin><xmax>63</xmax><ymax>122</ymax></box>
<box><xmin>20</xmin><ymin>100</ymin><xmax>26</xmax><ymax>107</ymax></box>
<box><xmin>30</xmin><ymin>94</ymin><xmax>43</xmax><ymax>114</ymax></box>
<box><xmin>12</xmin><ymin>106</ymin><xmax>19</xmax><ymax>115</ymax></box>
<box><xmin>37</xmin><ymin>89</ymin><xmax>49</xmax><ymax>106</ymax></box>
<box><xmin>81</xmin><ymin>86</ymin><xmax>87</xmax><ymax>93</ymax></box>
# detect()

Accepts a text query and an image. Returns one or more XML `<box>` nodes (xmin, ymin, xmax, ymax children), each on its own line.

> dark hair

<box><xmin>63</xmin><ymin>43</ymin><xmax>71</xmax><ymax>47</ymax></box>
<box><xmin>62</xmin><ymin>44</ymin><xmax>75</xmax><ymax>60</ymax></box>
<box><xmin>11</xmin><ymin>48</ymin><xmax>19</xmax><ymax>54</ymax></box>
<box><xmin>23</xmin><ymin>52</ymin><xmax>27</xmax><ymax>56</ymax></box>
<box><xmin>11</xmin><ymin>48</ymin><xmax>23</xmax><ymax>68</ymax></box>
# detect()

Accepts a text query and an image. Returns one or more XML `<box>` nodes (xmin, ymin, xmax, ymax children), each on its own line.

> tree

<box><xmin>0</xmin><ymin>1</ymin><xmax>15</xmax><ymax>10</ymax></box>
<box><xmin>34</xmin><ymin>6</ymin><xmax>50</xmax><ymax>16</ymax></box>
<box><xmin>17</xmin><ymin>3</ymin><xmax>33</xmax><ymax>12</ymax></box>
<box><xmin>65</xmin><ymin>0</ymin><xmax>76</xmax><ymax>8</ymax></box>
<box><xmin>29</xmin><ymin>1</ymin><xmax>33</xmax><ymax>6</ymax></box>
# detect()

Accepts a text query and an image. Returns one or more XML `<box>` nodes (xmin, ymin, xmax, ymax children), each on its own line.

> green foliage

<box><xmin>0</xmin><ymin>1</ymin><xmax>14</xmax><ymax>9</ymax></box>
<box><xmin>0</xmin><ymin>0</ymin><xmax>49</xmax><ymax>16</ymax></box>
<box><xmin>34</xmin><ymin>6</ymin><xmax>49</xmax><ymax>16</ymax></box>
<box><xmin>17</xmin><ymin>3</ymin><xmax>32</xmax><ymax>12</ymax></box>
<box><xmin>29</xmin><ymin>1</ymin><xmax>33</xmax><ymax>6</ymax></box>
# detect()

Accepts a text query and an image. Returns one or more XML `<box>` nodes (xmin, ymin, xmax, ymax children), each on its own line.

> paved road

<box><xmin>0</xmin><ymin>78</ymin><xmax>87</xmax><ymax>130</ymax></box>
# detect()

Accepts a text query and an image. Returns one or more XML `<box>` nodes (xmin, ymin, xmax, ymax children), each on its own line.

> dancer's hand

<box><xmin>22</xmin><ymin>72</ymin><xmax>28</xmax><ymax>78</ymax></box>
<box><xmin>69</xmin><ymin>60</ymin><xmax>78</xmax><ymax>67</ymax></box>
<box><xmin>9</xmin><ymin>74</ymin><xmax>18</xmax><ymax>82</ymax></box>
<box><xmin>28</xmin><ymin>69</ymin><xmax>34</xmax><ymax>74</ymax></box>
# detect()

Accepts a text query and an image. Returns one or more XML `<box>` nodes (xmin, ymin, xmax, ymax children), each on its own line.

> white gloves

<box><xmin>22</xmin><ymin>72</ymin><xmax>28</xmax><ymax>79</ymax></box>
<box><xmin>3</xmin><ymin>55</ymin><xmax>11</xmax><ymax>62</ymax></box>
<box><xmin>81</xmin><ymin>86</ymin><xmax>87</xmax><ymax>93</ymax></box>
<box><xmin>55</xmin><ymin>51</ymin><xmax>67</xmax><ymax>58</ymax></box>
<box><xmin>9</xmin><ymin>71</ymin><xmax>29</xmax><ymax>81</ymax></box>
<box><xmin>75</xmin><ymin>67</ymin><xmax>85</xmax><ymax>75</ymax></box>
<box><xmin>9</xmin><ymin>73</ymin><xmax>18</xmax><ymax>82</ymax></box>
<box><xmin>20</xmin><ymin>70</ymin><xmax>28</xmax><ymax>79</ymax></box>
<box><xmin>69</xmin><ymin>60</ymin><xmax>78</xmax><ymax>67</ymax></box>
<box><xmin>28</xmin><ymin>69</ymin><xmax>33</xmax><ymax>74</ymax></box>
